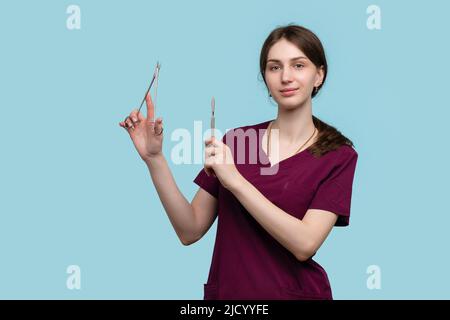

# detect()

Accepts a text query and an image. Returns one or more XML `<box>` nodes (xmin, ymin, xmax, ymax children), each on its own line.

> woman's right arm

<box><xmin>120</xmin><ymin>92</ymin><xmax>217</xmax><ymax>245</ymax></box>
<box><xmin>145</xmin><ymin>154</ymin><xmax>218</xmax><ymax>245</ymax></box>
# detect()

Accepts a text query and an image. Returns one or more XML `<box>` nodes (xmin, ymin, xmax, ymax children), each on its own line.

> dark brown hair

<box><xmin>259</xmin><ymin>24</ymin><xmax>355</xmax><ymax>158</ymax></box>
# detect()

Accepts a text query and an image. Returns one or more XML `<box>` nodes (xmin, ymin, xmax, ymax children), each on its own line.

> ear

<box><xmin>315</xmin><ymin>65</ymin><xmax>324</xmax><ymax>87</ymax></box>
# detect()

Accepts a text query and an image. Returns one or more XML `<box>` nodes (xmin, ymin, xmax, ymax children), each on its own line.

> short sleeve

<box><xmin>192</xmin><ymin>132</ymin><xmax>228</xmax><ymax>199</ymax></box>
<box><xmin>193</xmin><ymin>168</ymin><xmax>220</xmax><ymax>198</ymax></box>
<box><xmin>308</xmin><ymin>147</ymin><xmax>358</xmax><ymax>226</ymax></box>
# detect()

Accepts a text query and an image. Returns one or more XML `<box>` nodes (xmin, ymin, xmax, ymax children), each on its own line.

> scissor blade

<box><xmin>138</xmin><ymin>63</ymin><xmax>161</xmax><ymax>113</ymax></box>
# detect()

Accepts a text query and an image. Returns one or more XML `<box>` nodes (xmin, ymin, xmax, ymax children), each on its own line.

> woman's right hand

<box><xmin>119</xmin><ymin>92</ymin><xmax>164</xmax><ymax>162</ymax></box>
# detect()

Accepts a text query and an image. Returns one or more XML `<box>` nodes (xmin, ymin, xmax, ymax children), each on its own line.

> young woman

<box><xmin>119</xmin><ymin>24</ymin><xmax>358</xmax><ymax>300</ymax></box>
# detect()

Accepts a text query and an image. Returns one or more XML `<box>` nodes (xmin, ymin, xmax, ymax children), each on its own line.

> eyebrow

<box><xmin>267</xmin><ymin>56</ymin><xmax>308</xmax><ymax>63</ymax></box>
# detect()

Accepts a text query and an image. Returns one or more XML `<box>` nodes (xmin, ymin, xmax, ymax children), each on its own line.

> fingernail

<box><xmin>132</xmin><ymin>117</ymin><xmax>137</xmax><ymax>122</ymax></box>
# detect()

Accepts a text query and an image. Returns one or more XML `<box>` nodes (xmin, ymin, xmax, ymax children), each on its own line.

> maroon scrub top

<box><xmin>193</xmin><ymin>119</ymin><xmax>358</xmax><ymax>300</ymax></box>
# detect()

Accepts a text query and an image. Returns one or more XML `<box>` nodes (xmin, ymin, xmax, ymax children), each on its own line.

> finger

<box><xmin>125</xmin><ymin>117</ymin><xmax>134</xmax><ymax>130</ymax></box>
<box><xmin>205</xmin><ymin>138</ymin><xmax>215</xmax><ymax>147</ymax></box>
<box><xmin>154</xmin><ymin>117</ymin><xmax>163</xmax><ymax>135</ymax></box>
<box><xmin>206</xmin><ymin>169</ymin><xmax>216</xmax><ymax>178</ymax></box>
<box><xmin>203</xmin><ymin>165</ymin><xmax>216</xmax><ymax>178</ymax></box>
<box><xmin>205</xmin><ymin>167</ymin><xmax>216</xmax><ymax>178</ymax></box>
<box><xmin>119</xmin><ymin>121</ymin><xmax>129</xmax><ymax>129</ymax></box>
<box><xmin>205</xmin><ymin>144</ymin><xmax>216</xmax><ymax>156</ymax></box>
<box><xmin>145</xmin><ymin>92</ymin><xmax>155</xmax><ymax>122</ymax></box>
<box><xmin>205</xmin><ymin>147</ymin><xmax>216</xmax><ymax>157</ymax></box>
<box><xmin>119</xmin><ymin>122</ymin><xmax>128</xmax><ymax>130</ymax></box>
<box><xmin>129</xmin><ymin>109</ymin><xmax>140</xmax><ymax>124</ymax></box>
<box><xmin>123</xmin><ymin>115</ymin><xmax>134</xmax><ymax>127</ymax></box>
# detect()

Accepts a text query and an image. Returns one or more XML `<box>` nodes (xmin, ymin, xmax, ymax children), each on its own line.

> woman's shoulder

<box><xmin>318</xmin><ymin>144</ymin><xmax>358</xmax><ymax>165</ymax></box>
<box><xmin>337</xmin><ymin>144</ymin><xmax>358</xmax><ymax>158</ymax></box>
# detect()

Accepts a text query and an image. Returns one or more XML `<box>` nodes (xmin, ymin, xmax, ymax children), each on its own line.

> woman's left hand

<box><xmin>204</xmin><ymin>136</ymin><xmax>243</xmax><ymax>191</ymax></box>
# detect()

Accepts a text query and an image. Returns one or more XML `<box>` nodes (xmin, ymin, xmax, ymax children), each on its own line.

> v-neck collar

<box><xmin>258</xmin><ymin>120</ymin><xmax>312</xmax><ymax>169</ymax></box>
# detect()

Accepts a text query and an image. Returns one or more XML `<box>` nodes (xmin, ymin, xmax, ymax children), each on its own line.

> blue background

<box><xmin>1</xmin><ymin>0</ymin><xmax>449</xmax><ymax>299</ymax></box>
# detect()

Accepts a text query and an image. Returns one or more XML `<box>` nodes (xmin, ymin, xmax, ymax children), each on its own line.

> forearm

<box><xmin>229</xmin><ymin>177</ymin><xmax>314</xmax><ymax>260</ymax></box>
<box><xmin>144</xmin><ymin>154</ymin><xmax>197</xmax><ymax>244</ymax></box>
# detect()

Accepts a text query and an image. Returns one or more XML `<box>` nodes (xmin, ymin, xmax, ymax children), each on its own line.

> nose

<box><xmin>281</xmin><ymin>66</ymin><xmax>294</xmax><ymax>83</ymax></box>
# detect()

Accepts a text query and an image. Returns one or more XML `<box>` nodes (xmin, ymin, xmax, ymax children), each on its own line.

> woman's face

<box><xmin>265</xmin><ymin>38</ymin><xmax>324</xmax><ymax>108</ymax></box>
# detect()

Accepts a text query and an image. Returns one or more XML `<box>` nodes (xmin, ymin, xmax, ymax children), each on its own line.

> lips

<box><xmin>279</xmin><ymin>88</ymin><xmax>299</xmax><ymax>97</ymax></box>
<box><xmin>280</xmin><ymin>88</ymin><xmax>298</xmax><ymax>93</ymax></box>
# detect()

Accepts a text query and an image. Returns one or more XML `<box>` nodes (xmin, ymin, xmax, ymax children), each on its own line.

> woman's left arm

<box><xmin>229</xmin><ymin>176</ymin><xmax>337</xmax><ymax>261</ymax></box>
<box><xmin>204</xmin><ymin>136</ymin><xmax>338</xmax><ymax>262</ymax></box>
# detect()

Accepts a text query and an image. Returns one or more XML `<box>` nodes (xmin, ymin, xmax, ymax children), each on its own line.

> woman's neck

<box><xmin>272</xmin><ymin>100</ymin><xmax>316</xmax><ymax>145</ymax></box>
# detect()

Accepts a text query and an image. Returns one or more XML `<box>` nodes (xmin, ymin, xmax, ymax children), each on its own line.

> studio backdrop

<box><xmin>0</xmin><ymin>0</ymin><xmax>448</xmax><ymax>299</ymax></box>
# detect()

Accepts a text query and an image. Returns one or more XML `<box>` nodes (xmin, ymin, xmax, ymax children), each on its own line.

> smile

<box><xmin>279</xmin><ymin>88</ymin><xmax>298</xmax><ymax>96</ymax></box>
